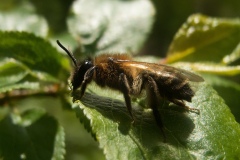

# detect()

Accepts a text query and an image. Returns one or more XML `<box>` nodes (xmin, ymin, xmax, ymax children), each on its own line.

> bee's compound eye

<box><xmin>84</xmin><ymin>60</ymin><xmax>93</xmax><ymax>66</ymax></box>
<box><xmin>81</xmin><ymin>60</ymin><xmax>93</xmax><ymax>71</ymax></box>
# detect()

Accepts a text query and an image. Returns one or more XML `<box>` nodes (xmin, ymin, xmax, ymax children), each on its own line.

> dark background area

<box><xmin>141</xmin><ymin>0</ymin><xmax>240</xmax><ymax>56</ymax></box>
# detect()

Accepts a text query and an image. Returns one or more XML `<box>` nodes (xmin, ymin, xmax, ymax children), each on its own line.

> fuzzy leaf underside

<box><xmin>0</xmin><ymin>2</ymin><xmax>48</xmax><ymax>37</ymax></box>
<box><xmin>68</xmin><ymin>0</ymin><xmax>155</xmax><ymax>55</ymax></box>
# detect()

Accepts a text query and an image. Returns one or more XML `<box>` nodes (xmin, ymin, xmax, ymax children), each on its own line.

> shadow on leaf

<box><xmin>73</xmin><ymin>91</ymin><xmax>195</xmax><ymax>148</ymax></box>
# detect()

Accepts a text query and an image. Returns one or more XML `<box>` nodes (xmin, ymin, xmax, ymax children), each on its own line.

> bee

<box><xmin>57</xmin><ymin>40</ymin><xmax>204</xmax><ymax>141</ymax></box>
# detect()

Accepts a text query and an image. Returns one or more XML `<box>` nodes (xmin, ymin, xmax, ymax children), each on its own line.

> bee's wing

<box><xmin>170</xmin><ymin>67</ymin><xmax>204</xmax><ymax>82</ymax></box>
<box><xmin>150</xmin><ymin>63</ymin><xmax>204</xmax><ymax>82</ymax></box>
<box><xmin>117</xmin><ymin>60</ymin><xmax>204</xmax><ymax>82</ymax></box>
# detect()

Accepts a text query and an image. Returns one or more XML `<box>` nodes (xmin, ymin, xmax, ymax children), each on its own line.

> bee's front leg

<box><xmin>80</xmin><ymin>66</ymin><xmax>96</xmax><ymax>98</ymax></box>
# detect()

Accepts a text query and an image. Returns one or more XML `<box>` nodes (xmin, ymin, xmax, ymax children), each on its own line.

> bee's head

<box><xmin>71</xmin><ymin>58</ymin><xmax>93</xmax><ymax>91</ymax></box>
<box><xmin>56</xmin><ymin>40</ymin><xmax>93</xmax><ymax>91</ymax></box>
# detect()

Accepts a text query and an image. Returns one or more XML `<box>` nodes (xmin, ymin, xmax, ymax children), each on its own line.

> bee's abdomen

<box><xmin>156</xmin><ymin>76</ymin><xmax>194</xmax><ymax>102</ymax></box>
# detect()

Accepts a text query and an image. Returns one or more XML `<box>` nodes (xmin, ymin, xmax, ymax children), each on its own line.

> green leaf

<box><xmin>222</xmin><ymin>42</ymin><xmax>240</xmax><ymax>64</ymax></box>
<box><xmin>172</xmin><ymin>62</ymin><xmax>240</xmax><ymax>76</ymax></box>
<box><xmin>202</xmin><ymin>74</ymin><xmax>240</xmax><ymax>122</ymax></box>
<box><xmin>167</xmin><ymin>14</ymin><xmax>240</xmax><ymax>64</ymax></box>
<box><xmin>0</xmin><ymin>31</ymin><xmax>70</xmax><ymax>79</ymax></box>
<box><xmin>73</xmin><ymin>82</ymin><xmax>240</xmax><ymax>159</ymax></box>
<box><xmin>0</xmin><ymin>82</ymin><xmax>40</xmax><ymax>93</ymax></box>
<box><xmin>0</xmin><ymin>58</ymin><xmax>28</xmax><ymax>87</ymax></box>
<box><xmin>0</xmin><ymin>108</ymin><xmax>65</xmax><ymax>160</ymax></box>
<box><xmin>52</xmin><ymin>126</ymin><xmax>65</xmax><ymax>160</ymax></box>
<box><xmin>169</xmin><ymin>62</ymin><xmax>240</xmax><ymax>123</ymax></box>
<box><xmin>0</xmin><ymin>57</ymin><xmax>62</xmax><ymax>93</ymax></box>
<box><xmin>68</xmin><ymin>0</ymin><xmax>155</xmax><ymax>55</ymax></box>
<box><xmin>164</xmin><ymin>14</ymin><xmax>240</xmax><ymax>116</ymax></box>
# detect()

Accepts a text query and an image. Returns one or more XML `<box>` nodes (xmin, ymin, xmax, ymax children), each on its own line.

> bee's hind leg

<box><xmin>146</xmin><ymin>76</ymin><xmax>166</xmax><ymax>142</ymax></box>
<box><xmin>171</xmin><ymin>99</ymin><xmax>200</xmax><ymax>114</ymax></box>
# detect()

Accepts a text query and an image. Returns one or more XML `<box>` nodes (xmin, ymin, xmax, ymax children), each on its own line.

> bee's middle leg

<box><xmin>119</xmin><ymin>73</ymin><xmax>135</xmax><ymax>122</ymax></box>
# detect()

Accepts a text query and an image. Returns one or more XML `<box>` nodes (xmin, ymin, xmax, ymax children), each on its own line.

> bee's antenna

<box><xmin>56</xmin><ymin>40</ymin><xmax>78</xmax><ymax>67</ymax></box>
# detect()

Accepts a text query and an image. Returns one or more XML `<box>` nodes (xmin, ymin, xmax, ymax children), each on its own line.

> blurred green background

<box><xmin>0</xmin><ymin>0</ymin><xmax>239</xmax><ymax>159</ymax></box>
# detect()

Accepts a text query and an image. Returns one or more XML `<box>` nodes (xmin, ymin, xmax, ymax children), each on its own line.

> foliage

<box><xmin>0</xmin><ymin>0</ymin><xmax>240</xmax><ymax>160</ymax></box>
